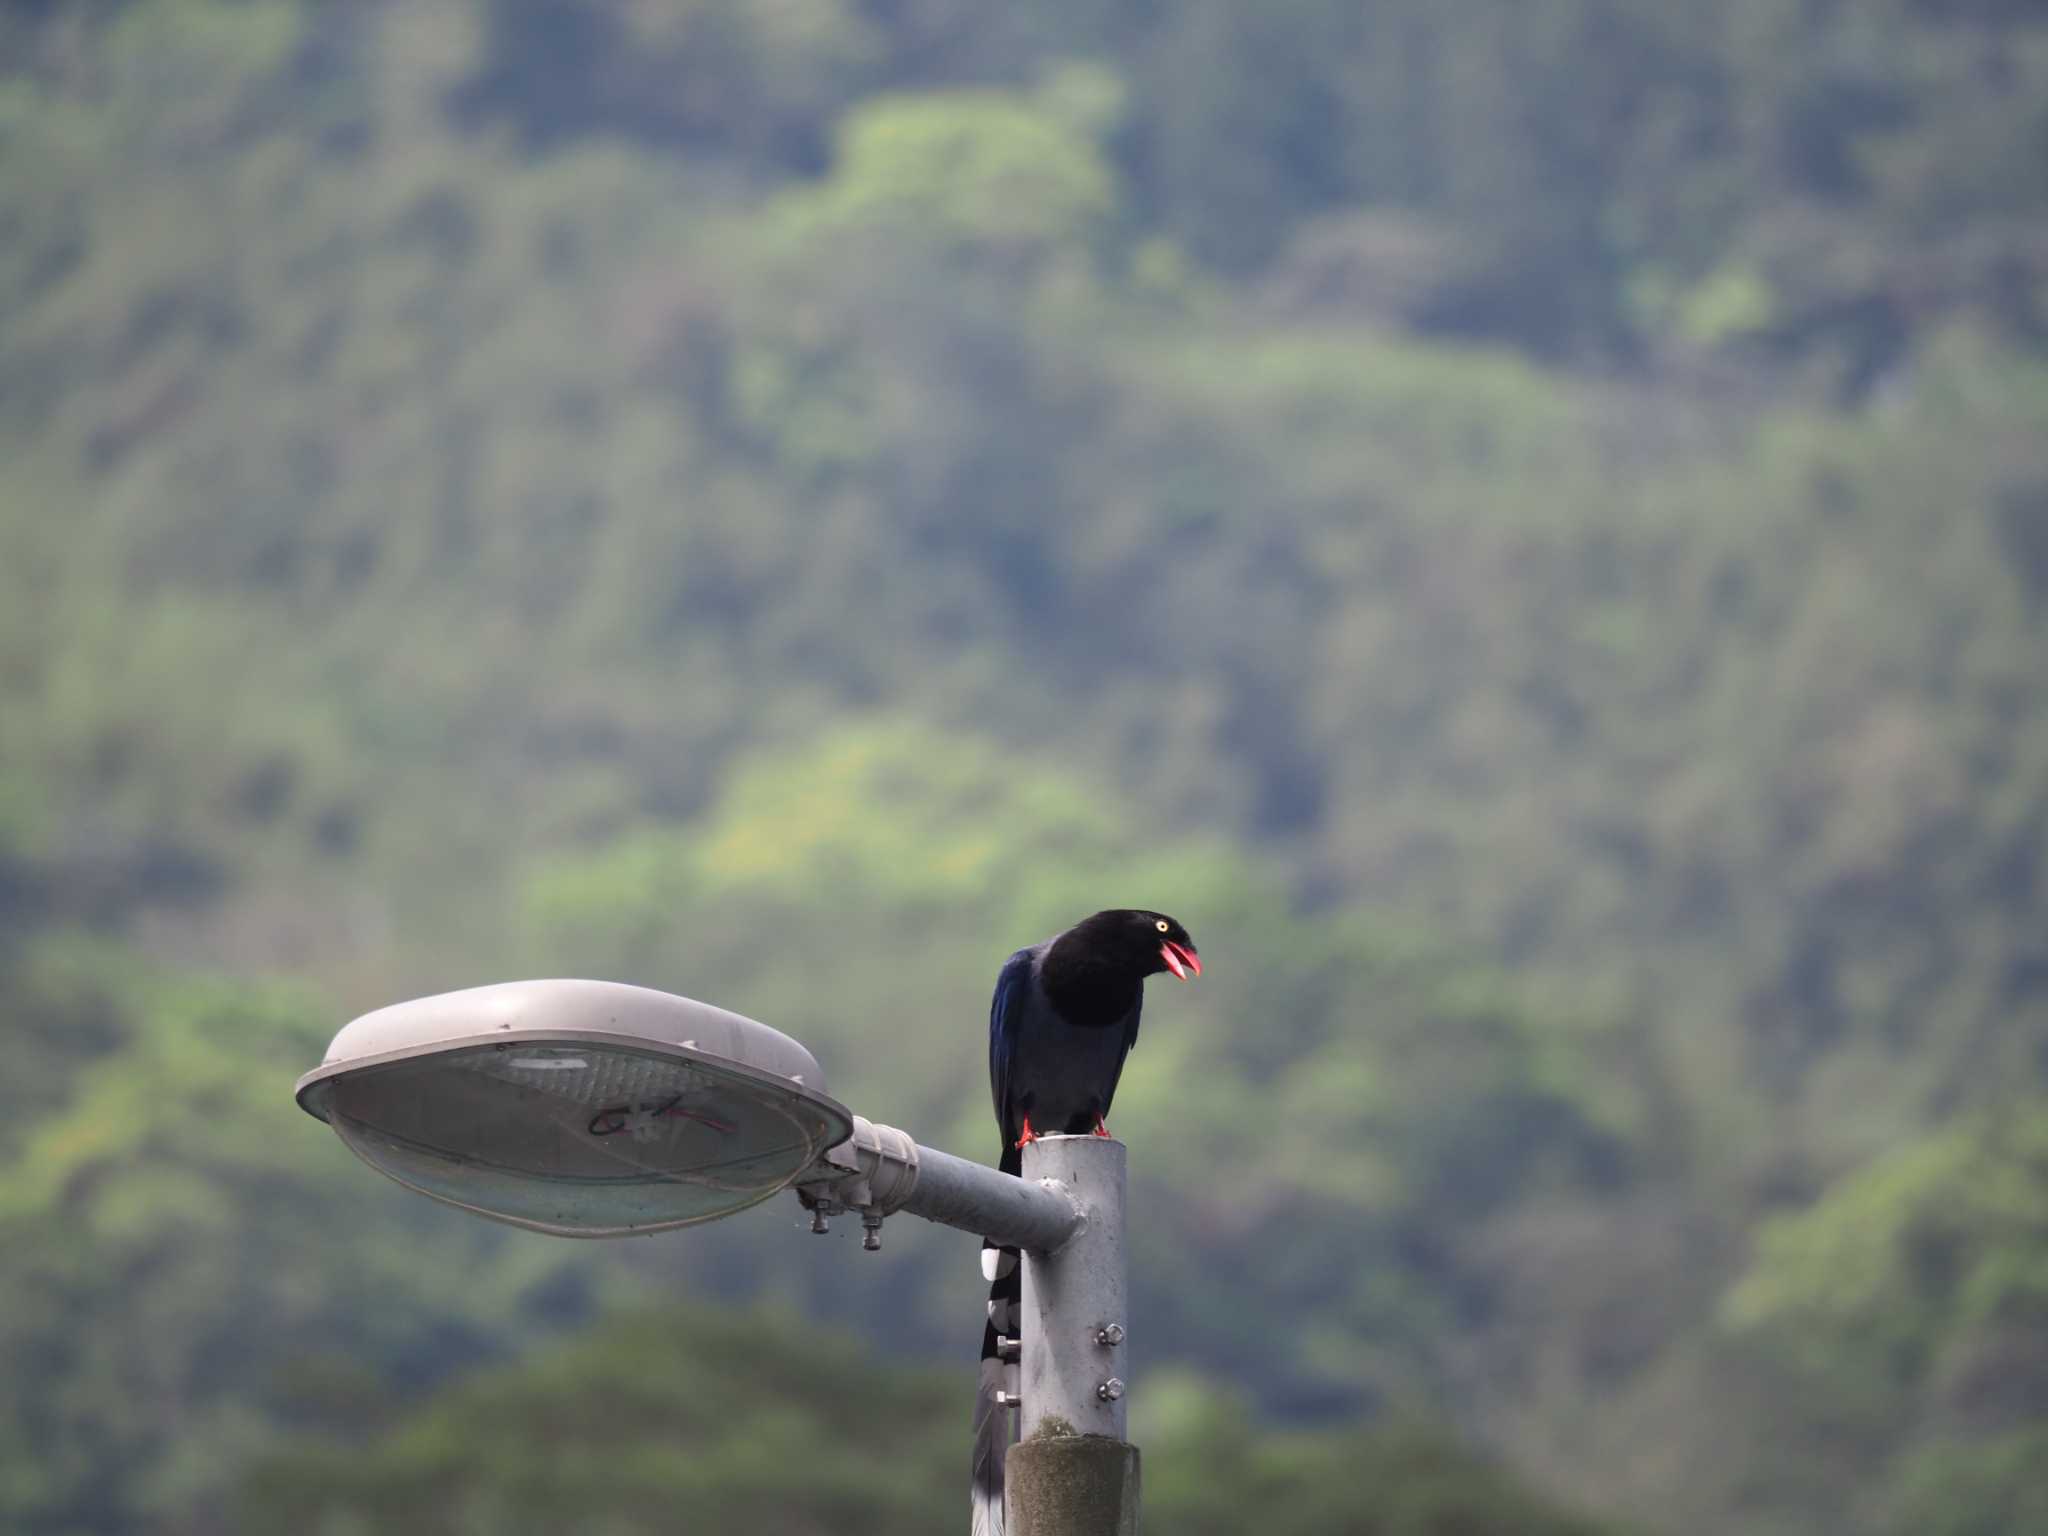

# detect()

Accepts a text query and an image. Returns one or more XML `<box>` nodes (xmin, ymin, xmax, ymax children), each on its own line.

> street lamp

<box><xmin>295</xmin><ymin>978</ymin><xmax>1137</xmax><ymax>1535</ymax></box>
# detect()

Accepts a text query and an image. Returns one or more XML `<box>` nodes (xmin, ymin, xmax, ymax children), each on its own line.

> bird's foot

<box><xmin>1014</xmin><ymin>1116</ymin><xmax>1039</xmax><ymax>1151</ymax></box>
<box><xmin>1091</xmin><ymin>1115</ymin><xmax>1112</xmax><ymax>1139</ymax></box>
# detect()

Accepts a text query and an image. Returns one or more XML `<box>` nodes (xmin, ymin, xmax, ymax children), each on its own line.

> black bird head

<box><xmin>1070</xmin><ymin>908</ymin><xmax>1202</xmax><ymax>981</ymax></box>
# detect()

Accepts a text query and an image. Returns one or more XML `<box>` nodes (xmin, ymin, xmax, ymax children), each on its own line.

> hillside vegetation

<box><xmin>2</xmin><ymin>3</ymin><xmax>2045</xmax><ymax>1533</ymax></box>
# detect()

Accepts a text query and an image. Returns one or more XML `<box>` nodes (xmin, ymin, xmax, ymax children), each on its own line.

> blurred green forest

<box><xmin>1</xmin><ymin>1</ymin><xmax>2045</xmax><ymax>1532</ymax></box>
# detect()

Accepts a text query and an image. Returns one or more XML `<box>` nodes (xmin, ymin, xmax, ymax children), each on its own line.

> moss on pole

<box><xmin>1005</xmin><ymin>1433</ymin><xmax>1140</xmax><ymax>1536</ymax></box>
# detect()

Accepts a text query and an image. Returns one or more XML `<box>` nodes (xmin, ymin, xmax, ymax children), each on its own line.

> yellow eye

<box><xmin>1156</xmin><ymin>919</ymin><xmax>1170</xmax><ymax>932</ymax></box>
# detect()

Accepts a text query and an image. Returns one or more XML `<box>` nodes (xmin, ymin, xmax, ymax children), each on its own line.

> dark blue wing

<box><xmin>1100</xmin><ymin>992</ymin><xmax>1143</xmax><ymax>1117</ymax></box>
<box><xmin>987</xmin><ymin>948</ymin><xmax>1035</xmax><ymax>1145</ymax></box>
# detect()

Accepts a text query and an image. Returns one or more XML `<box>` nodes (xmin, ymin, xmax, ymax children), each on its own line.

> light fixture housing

<box><xmin>294</xmin><ymin>979</ymin><xmax>853</xmax><ymax>1237</ymax></box>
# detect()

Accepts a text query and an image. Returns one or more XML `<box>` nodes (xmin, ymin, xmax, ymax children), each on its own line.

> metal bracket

<box><xmin>788</xmin><ymin>1117</ymin><xmax>1083</xmax><ymax>1254</ymax></box>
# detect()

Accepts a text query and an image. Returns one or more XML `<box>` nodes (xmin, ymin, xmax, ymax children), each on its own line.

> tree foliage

<box><xmin>236</xmin><ymin>1309</ymin><xmax>1623</xmax><ymax>1536</ymax></box>
<box><xmin>0</xmin><ymin>2</ymin><xmax>2044</xmax><ymax>1533</ymax></box>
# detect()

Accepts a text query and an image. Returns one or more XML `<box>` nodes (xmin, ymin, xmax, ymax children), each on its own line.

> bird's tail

<box><xmin>971</xmin><ymin>1142</ymin><xmax>1023</xmax><ymax>1536</ymax></box>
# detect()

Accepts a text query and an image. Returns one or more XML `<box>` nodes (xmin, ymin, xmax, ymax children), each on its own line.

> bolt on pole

<box><xmin>1007</xmin><ymin>1134</ymin><xmax>1140</xmax><ymax>1536</ymax></box>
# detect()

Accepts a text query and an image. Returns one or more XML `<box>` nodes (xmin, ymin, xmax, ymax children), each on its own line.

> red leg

<box><xmin>1092</xmin><ymin>1113</ymin><xmax>1112</xmax><ymax>1138</ymax></box>
<box><xmin>1014</xmin><ymin>1114</ymin><xmax>1039</xmax><ymax>1150</ymax></box>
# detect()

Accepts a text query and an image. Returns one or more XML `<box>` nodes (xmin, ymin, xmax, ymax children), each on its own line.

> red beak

<box><xmin>1160</xmin><ymin>941</ymin><xmax>1201</xmax><ymax>980</ymax></box>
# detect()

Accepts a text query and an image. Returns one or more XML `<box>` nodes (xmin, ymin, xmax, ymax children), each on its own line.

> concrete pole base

<box><xmin>1004</xmin><ymin>1434</ymin><xmax>1141</xmax><ymax>1536</ymax></box>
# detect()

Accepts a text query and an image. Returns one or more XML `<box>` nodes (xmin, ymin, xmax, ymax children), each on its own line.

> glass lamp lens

<box><xmin>314</xmin><ymin>1042</ymin><xmax>844</xmax><ymax>1234</ymax></box>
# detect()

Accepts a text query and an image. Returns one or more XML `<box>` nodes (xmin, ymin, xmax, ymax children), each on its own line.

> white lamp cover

<box><xmin>295</xmin><ymin>980</ymin><xmax>854</xmax><ymax>1237</ymax></box>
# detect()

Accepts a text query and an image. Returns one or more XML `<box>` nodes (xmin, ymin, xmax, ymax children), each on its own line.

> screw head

<box><xmin>1097</xmin><ymin>1377</ymin><xmax>1125</xmax><ymax>1402</ymax></box>
<box><xmin>1095</xmin><ymin>1323</ymin><xmax>1125</xmax><ymax>1347</ymax></box>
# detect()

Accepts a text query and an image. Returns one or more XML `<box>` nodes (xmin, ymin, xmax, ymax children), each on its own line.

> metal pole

<box><xmin>794</xmin><ymin>1124</ymin><xmax>1140</xmax><ymax>1532</ymax></box>
<box><xmin>1007</xmin><ymin>1135</ymin><xmax>1140</xmax><ymax>1536</ymax></box>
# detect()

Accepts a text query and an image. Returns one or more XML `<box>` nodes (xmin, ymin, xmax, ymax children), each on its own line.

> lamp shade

<box><xmin>295</xmin><ymin>980</ymin><xmax>853</xmax><ymax>1237</ymax></box>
